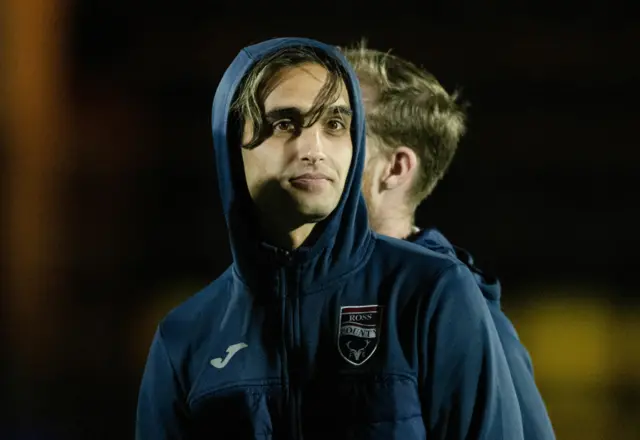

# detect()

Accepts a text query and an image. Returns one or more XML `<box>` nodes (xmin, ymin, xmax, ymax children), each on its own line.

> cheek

<box><xmin>241</xmin><ymin>145</ymin><xmax>283</xmax><ymax>190</ymax></box>
<box><xmin>336</xmin><ymin>138</ymin><xmax>354</xmax><ymax>178</ymax></box>
<box><xmin>241</xmin><ymin>149</ymin><xmax>263</xmax><ymax>194</ymax></box>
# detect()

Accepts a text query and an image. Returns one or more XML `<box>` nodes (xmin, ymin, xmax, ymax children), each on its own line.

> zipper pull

<box><xmin>277</xmin><ymin>248</ymin><xmax>292</xmax><ymax>264</ymax></box>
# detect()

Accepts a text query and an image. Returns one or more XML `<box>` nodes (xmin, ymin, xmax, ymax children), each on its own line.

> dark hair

<box><xmin>231</xmin><ymin>46</ymin><xmax>349</xmax><ymax>149</ymax></box>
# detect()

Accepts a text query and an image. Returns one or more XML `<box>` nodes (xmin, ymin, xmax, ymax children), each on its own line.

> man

<box><xmin>343</xmin><ymin>42</ymin><xmax>556</xmax><ymax>439</ymax></box>
<box><xmin>136</xmin><ymin>37</ymin><xmax>524</xmax><ymax>439</ymax></box>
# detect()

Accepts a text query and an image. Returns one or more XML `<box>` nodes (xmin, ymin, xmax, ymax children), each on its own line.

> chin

<box><xmin>300</xmin><ymin>212</ymin><xmax>330</xmax><ymax>224</ymax></box>
<box><xmin>296</xmin><ymin>203</ymin><xmax>336</xmax><ymax>223</ymax></box>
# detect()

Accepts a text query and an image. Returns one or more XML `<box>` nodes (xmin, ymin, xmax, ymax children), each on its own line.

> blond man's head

<box><xmin>343</xmin><ymin>41</ymin><xmax>467</xmax><ymax>209</ymax></box>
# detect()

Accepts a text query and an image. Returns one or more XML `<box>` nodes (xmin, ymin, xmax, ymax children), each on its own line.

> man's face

<box><xmin>241</xmin><ymin>63</ymin><xmax>353</xmax><ymax>226</ymax></box>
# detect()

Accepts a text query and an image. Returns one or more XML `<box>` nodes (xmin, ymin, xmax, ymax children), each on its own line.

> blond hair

<box><xmin>342</xmin><ymin>40</ymin><xmax>467</xmax><ymax>206</ymax></box>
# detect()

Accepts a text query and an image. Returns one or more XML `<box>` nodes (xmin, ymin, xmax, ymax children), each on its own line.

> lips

<box><xmin>290</xmin><ymin>173</ymin><xmax>331</xmax><ymax>182</ymax></box>
<box><xmin>289</xmin><ymin>173</ymin><xmax>332</xmax><ymax>192</ymax></box>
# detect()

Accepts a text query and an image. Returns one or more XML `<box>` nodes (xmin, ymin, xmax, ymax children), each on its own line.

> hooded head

<box><xmin>211</xmin><ymin>38</ymin><xmax>371</xmax><ymax>291</ymax></box>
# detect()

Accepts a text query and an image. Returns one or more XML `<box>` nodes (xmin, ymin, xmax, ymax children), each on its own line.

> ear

<box><xmin>381</xmin><ymin>146</ymin><xmax>418</xmax><ymax>190</ymax></box>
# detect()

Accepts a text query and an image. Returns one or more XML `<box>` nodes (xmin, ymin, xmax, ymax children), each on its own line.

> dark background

<box><xmin>2</xmin><ymin>1</ymin><xmax>639</xmax><ymax>438</ymax></box>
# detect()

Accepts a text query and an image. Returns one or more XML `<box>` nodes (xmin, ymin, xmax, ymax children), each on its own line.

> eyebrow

<box><xmin>327</xmin><ymin>105</ymin><xmax>353</xmax><ymax>117</ymax></box>
<box><xmin>264</xmin><ymin>105</ymin><xmax>352</xmax><ymax>121</ymax></box>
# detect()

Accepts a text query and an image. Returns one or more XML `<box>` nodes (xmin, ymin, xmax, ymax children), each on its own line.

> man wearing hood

<box><xmin>342</xmin><ymin>42</ymin><xmax>555</xmax><ymax>440</ymax></box>
<box><xmin>136</xmin><ymin>37</ymin><xmax>524</xmax><ymax>439</ymax></box>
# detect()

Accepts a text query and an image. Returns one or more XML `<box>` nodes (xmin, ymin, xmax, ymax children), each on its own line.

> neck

<box><xmin>370</xmin><ymin>211</ymin><xmax>414</xmax><ymax>240</ymax></box>
<box><xmin>261</xmin><ymin>221</ymin><xmax>316</xmax><ymax>250</ymax></box>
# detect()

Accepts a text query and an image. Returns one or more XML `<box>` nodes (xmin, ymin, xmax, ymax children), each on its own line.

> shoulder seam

<box><xmin>157</xmin><ymin>325</ymin><xmax>191</xmax><ymax>415</ymax></box>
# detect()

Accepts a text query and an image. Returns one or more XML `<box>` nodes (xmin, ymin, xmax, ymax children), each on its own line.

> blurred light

<box><xmin>127</xmin><ymin>279</ymin><xmax>208</xmax><ymax>370</ymax></box>
<box><xmin>615</xmin><ymin>309</ymin><xmax>640</xmax><ymax>385</ymax></box>
<box><xmin>521</xmin><ymin>294</ymin><xmax>614</xmax><ymax>385</ymax></box>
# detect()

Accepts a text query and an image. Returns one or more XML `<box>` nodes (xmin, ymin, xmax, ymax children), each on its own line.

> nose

<box><xmin>297</xmin><ymin>126</ymin><xmax>326</xmax><ymax>164</ymax></box>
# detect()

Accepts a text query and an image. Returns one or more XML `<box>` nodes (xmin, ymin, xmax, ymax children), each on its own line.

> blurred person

<box><xmin>343</xmin><ymin>42</ymin><xmax>556</xmax><ymax>439</ymax></box>
<box><xmin>135</xmin><ymin>37</ymin><xmax>524</xmax><ymax>439</ymax></box>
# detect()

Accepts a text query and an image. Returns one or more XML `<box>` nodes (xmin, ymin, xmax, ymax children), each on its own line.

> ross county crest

<box><xmin>337</xmin><ymin>305</ymin><xmax>383</xmax><ymax>366</ymax></box>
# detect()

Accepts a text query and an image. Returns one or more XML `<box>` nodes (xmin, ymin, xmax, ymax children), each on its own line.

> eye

<box><xmin>327</xmin><ymin>119</ymin><xmax>347</xmax><ymax>131</ymax></box>
<box><xmin>273</xmin><ymin>120</ymin><xmax>295</xmax><ymax>133</ymax></box>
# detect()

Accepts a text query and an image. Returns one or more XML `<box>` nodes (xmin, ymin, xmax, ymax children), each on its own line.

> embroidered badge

<box><xmin>337</xmin><ymin>305</ymin><xmax>383</xmax><ymax>366</ymax></box>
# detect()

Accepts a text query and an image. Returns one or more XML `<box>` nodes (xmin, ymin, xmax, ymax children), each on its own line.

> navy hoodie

<box><xmin>135</xmin><ymin>37</ymin><xmax>524</xmax><ymax>440</ymax></box>
<box><xmin>410</xmin><ymin>229</ymin><xmax>555</xmax><ymax>439</ymax></box>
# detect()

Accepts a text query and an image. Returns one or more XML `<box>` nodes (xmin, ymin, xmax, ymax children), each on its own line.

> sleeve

<box><xmin>135</xmin><ymin>326</ymin><xmax>190</xmax><ymax>440</ymax></box>
<box><xmin>494</xmin><ymin>313</ymin><xmax>556</xmax><ymax>440</ymax></box>
<box><xmin>421</xmin><ymin>264</ymin><xmax>524</xmax><ymax>440</ymax></box>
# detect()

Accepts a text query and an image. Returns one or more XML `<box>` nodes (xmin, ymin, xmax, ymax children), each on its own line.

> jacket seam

<box><xmin>189</xmin><ymin>378</ymin><xmax>284</xmax><ymax>408</ymax></box>
<box><xmin>157</xmin><ymin>325</ymin><xmax>191</xmax><ymax>417</ymax></box>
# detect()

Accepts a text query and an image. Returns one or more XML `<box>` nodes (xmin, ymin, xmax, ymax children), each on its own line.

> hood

<box><xmin>410</xmin><ymin>228</ymin><xmax>501</xmax><ymax>302</ymax></box>
<box><xmin>210</xmin><ymin>37</ymin><xmax>371</xmax><ymax>291</ymax></box>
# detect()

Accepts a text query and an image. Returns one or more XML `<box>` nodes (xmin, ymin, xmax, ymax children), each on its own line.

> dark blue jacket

<box><xmin>410</xmin><ymin>229</ymin><xmax>555</xmax><ymax>439</ymax></box>
<box><xmin>135</xmin><ymin>37</ymin><xmax>524</xmax><ymax>440</ymax></box>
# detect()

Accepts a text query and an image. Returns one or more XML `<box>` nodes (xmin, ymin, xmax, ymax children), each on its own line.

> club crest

<box><xmin>337</xmin><ymin>305</ymin><xmax>383</xmax><ymax>366</ymax></box>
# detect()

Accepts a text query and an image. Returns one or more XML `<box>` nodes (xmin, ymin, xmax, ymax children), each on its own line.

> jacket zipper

<box><xmin>288</xmin><ymin>277</ymin><xmax>302</xmax><ymax>439</ymax></box>
<box><xmin>277</xmin><ymin>249</ymin><xmax>301</xmax><ymax>439</ymax></box>
<box><xmin>285</xmin><ymin>273</ymin><xmax>303</xmax><ymax>439</ymax></box>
